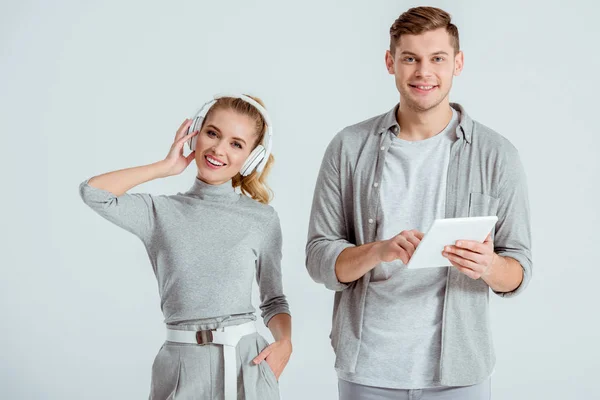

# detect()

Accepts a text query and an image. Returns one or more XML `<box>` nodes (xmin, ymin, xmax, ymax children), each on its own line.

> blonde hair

<box><xmin>203</xmin><ymin>95</ymin><xmax>274</xmax><ymax>204</ymax></box>
<box><xmin>389</xmin><ymin>7</ymin><xmax>460</xmax><ymax>55</ymax></box>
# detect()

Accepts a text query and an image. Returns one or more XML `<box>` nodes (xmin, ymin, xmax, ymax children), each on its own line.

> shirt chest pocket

<box><xmin>468</xmin><ymin>192</ymin><xmax>499</xmax><ymax>217</ymax></box>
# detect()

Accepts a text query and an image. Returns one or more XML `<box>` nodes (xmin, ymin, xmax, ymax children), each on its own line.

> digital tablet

<box><xmin>406</xmin><ymin>216</ymin><xmax>498</xmax><ymax>269</ymax></box>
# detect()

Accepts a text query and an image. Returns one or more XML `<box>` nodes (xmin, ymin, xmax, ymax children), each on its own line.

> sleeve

<box><xmin>305</xmin><ymin>135</ymin><xmax>355</xmax><ymax>291</ymax></box>
<box><xmin>256</xmin><ymin>210</ymin><xmax>291</xmax><ymax>326</ymax></box>
<box><xmin>79</xmin><ymin>179</ymin><xmax>156</xmax><ymax>244</ymax></box>
<box><xmin>493</xmin><ymin>147</ymin><xmax>533</xmax><ymax>298</ymax></box>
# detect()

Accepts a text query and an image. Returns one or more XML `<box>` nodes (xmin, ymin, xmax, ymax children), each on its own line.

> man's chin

<box><xmin>404</xmin><ymin>97</ymin><xmax>446</xmax><ymax>113</ymax></box>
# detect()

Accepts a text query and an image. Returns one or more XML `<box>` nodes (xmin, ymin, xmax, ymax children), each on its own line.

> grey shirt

<box><xmin>80</xmin><ymin>177</ymin><xmax>290</xmax><ymax>328</ymax></box>
<box><xmin>338</xmin><ymin>108</ymin><xmax>459</xmax><ymax>389</ymax></box>
<box><xmin>306</xmin><ymin>103</ymin><xmax>532</xmax><ymax>386</ymax></box>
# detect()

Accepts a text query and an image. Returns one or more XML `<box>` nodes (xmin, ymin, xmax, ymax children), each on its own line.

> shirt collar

<box><xmin>376</xmin><ymin>102</ymin><xmax>473</xmax><ymax>144</ymax></box>
<box><xmin>184</xmin><ymin>177</ymin><xmax>240</xmax><ymax>203</ymax></box>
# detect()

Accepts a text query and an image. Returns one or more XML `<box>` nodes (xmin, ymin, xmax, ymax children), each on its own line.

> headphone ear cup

<box><xmin>240</xmin><ymin>145</ymin><xmax>266</xmax><ymax>176</ymax></box>
<box><xmin>187</xmin><ymin>116</ymin><xmax>203</xmax><ymax>151</ymax></box>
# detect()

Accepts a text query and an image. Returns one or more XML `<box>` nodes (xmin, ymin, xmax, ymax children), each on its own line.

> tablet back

<box><xmin>406</xmin><ymin>216</ymin><xmax>498</xmax><ymax>269</ymax></box>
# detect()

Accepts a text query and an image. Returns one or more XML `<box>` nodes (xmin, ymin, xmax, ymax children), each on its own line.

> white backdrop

<box><xmin>1</xmin><ymin>0</ymin><xmax>598</xmax><ymax>399</ymax></box>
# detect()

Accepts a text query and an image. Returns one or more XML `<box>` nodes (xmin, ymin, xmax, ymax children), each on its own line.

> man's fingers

<box><xmin>443</xmin><ymin>251</ymin><xmax>483</xmax><ymax>273</ymax></box>
<box><xmin>404</xmin><ymin>233</ymin><xmax>421</xmax><ymax>251</ymax></box>
<box><xmin>445</xmin><ymin>257</ymin><xmax>479</xmax><ymax>279</ymax></box>
<box><xmin>411</xmin><ymin>230</ymin><xmax>425</xmax><ymax>240</ymax></box>
<box><xmin>400</xmin><ymin>250</ymin><xmax>409</xmax><ymax>264</ymax></box>
<box><xmin>454</xmin><ymin>240</ymin><xmax>486</xmax><ymax>255</ymax></box>
<box><xmin>394</xmin><ymin>235</ymin><xmax>416</xmax><ymax>257</ymax></box>
<box><xmin>397</xmin><ymin>230</ymin><xmax>423</xmax><ymax>249</ymax></box>
<box><xmin>391</xmin><ymin>245</ymin><xmax>409</xmax><ymax>264</ymax></box>
<box><xmin>445</xmin><ymin>245</ymin><xmax>481</xmax><ymax>263</ymax></box>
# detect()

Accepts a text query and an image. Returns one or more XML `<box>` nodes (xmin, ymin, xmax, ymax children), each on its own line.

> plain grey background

<box><xmin>1</xmin><ymin>0</ymin><xmax>598</xmax><ymax>398</ymax></box>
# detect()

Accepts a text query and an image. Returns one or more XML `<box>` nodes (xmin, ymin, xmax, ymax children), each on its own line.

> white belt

<box><xmin>166</xmin><ymin>321</ymin><xmax>256</xmax><ymax>400</ymax></box>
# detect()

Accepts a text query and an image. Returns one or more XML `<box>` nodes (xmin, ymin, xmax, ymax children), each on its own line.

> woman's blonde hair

<box><xmin>203</xmin><ymin>95</ymin><xmax>274</xmax><ymax>204</ymax></box>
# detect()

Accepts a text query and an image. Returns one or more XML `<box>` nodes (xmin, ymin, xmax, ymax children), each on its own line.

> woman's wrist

<box><xmin>152</xmin><ymin>160</ymin><xmax>175</xmax><ymax>178</ymax></box>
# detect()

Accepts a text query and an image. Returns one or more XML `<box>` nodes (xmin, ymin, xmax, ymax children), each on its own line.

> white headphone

<box><xmin>186</xmin><ymin>93</ymin><xmax>273</xmax><ymax>177</ymax></box>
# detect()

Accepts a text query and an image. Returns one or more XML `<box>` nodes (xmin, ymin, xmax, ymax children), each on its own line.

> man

<box><xmin>306</xmin><ymin>6</ymin><xmax>532</xmax><ymax>400</ymax></box>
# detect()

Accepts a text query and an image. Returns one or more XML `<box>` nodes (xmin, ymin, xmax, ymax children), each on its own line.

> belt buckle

<box><xmin>195</xmin><ymin>330</ymin><xmax>214</xmax><ymax>345</ymax></box>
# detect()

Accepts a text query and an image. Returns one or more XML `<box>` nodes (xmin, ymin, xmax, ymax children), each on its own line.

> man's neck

<box><xmin>396</xmin><ymin>101</ymin><xmax>454</xmax><ymax>141</ymax></box>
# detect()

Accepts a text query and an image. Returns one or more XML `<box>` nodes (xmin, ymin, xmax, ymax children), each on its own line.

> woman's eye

<box><xmin>207</xmin><ymin>130</ymin><xmax>217</xmax><ymax>138</ymax></box>
<box><xmin>232</xmin><ymin>142</ymin><xmax>243</xmax><ymax>149</ymax></box>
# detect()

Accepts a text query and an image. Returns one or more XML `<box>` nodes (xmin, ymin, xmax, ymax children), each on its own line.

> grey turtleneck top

<box><xmin>79</xmin><ymin>177</ymin><xmax>290</xmax><ymax>328</ymax></box>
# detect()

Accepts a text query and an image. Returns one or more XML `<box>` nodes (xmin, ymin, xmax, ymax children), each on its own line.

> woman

<box><xmin>79</xmin><ymin>94</ymin><xmax>292</xmax><ymax>400</ymax></box>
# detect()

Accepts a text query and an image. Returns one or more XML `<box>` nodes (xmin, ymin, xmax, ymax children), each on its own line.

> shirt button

<box><xmin>368</xmin><ymin>218</ymin><xmax>374</xmax><ymax>224</ymax></box>
<box><xmin>373</xmin><ymin>182</ymin><xmax>379</xmax><ymax>188</ymax></box>
<box><xmin>380</xmin><ymin>146</ymin><xmax>385</xmax><ymax>151</ymax></box>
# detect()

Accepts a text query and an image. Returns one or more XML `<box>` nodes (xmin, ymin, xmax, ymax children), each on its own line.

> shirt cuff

<box><xmin>492</xmin><ymin>250</ymin><xmax>532</xmax><ymax>298</ymax></box>
<box><xmin>320</xmin><ymin>241</ymin><xmax>356</xmax><ymax>291</ymax></box>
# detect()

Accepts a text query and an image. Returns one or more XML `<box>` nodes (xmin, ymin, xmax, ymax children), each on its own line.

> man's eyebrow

<box><xmin>399</xmin><ymin>50</ymin><xmax>450</xmax><ymax>56</ymax></box>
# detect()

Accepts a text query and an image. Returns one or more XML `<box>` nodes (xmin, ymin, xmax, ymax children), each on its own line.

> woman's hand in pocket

<box><xmin>252</xmin><ymin>339</ymin><xmax>292</xmax><ymax>380</ymax></box>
